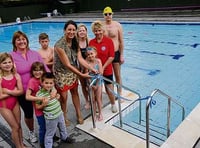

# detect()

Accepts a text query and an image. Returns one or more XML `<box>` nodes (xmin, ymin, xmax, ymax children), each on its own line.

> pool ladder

<box><xmin>146</xmin><ymin>89</ymin><xmax>185</xmax><ymax>148</ymax></box>
<box><xmin>87</xmin><ymin>75</ymin><xmax>185</xmax><ymax>147</ymax></box>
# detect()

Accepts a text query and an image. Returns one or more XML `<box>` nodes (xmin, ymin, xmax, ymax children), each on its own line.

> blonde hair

<box><xmin>86</xmin><ymin>46</ymin><xmax>97</xmax><ymax>57</ymax></box>
<box><xmin>91</xmin><ymin>20</ymin><xmax>105</xmax><ymax>33</ymax></box>
<box><xmin>77</xmin><ymin>23</ymin><xmax>89</xmax><ymax>43</ymax></box>
<box><xmin>0</xmin><ymin>53</ymin><xmax>16</xmax><ymax>77</ymax></box>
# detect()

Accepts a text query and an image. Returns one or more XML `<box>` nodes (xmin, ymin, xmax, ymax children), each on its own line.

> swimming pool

<box><xmin>1</xmin><ymin>21</ymin><xmax>200</xmax><ymax>144</ymax></box>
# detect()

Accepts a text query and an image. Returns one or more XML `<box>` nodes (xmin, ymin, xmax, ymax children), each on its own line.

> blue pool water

<box><xmin>1</xmin><ymin>22</ymin><xmax>200</xmax><ymax>136</ymax></box>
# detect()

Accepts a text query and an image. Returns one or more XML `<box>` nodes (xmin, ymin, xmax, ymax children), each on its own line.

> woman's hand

<box><xmin>81</xmin><ymin>72</ymin><xmax>92</xmax><ymax>78</ymax></box>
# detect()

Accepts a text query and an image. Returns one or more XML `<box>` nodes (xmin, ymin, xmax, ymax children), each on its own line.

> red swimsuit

<box><xmin>0</xmin><ymin>76</ymin><xmax>17</xmax><ymax>110</ymax></box>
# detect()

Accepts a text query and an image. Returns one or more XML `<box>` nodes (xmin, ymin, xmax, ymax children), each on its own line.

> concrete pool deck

<box><xmin>1</xmin><ymin>10</ymin><xmax>200</xmax><ymax>148</ymax></box>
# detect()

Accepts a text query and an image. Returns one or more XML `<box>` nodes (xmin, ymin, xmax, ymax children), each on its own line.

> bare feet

<box><xmin>98</xmin><ymin>114</ymin><xmax>103</xmax><ymax>121</ymax></box>
<box><xmin>65</xmin><ymin>119</ymin><xmax>71</xmax><ymax>126</ymax></box>
<box><xmin>77</xmin><ymin>116</ymin><xmax>84</xmax><ymax>124</ymax></box>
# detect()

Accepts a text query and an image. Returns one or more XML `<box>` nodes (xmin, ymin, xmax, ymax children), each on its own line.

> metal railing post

<box><xmin>101</xmin><ymin>75</ymin><xmax>141</xmax><ymax>127</ymax></box>
<box><xmin>88</xmin><ymin>84</ymin><xmax>96</xmax><ymax>129</ymax></box>
<box><xmin>139</xmin><ymin>99</ymin><xmax>142</xmax><ymax>124</ymax></box>
<box><xmin>146</xmin><ymin>90</ymin><xmax>158</xmax><ymax>148</ymax></box>
<box><xmin>116</xmin><ymin>85</ymin><xmax>123</xmax><ymax>128</ymax></box>
<box><xmin>88</xmin><ymin>75</ymin><xmax>143</xmax><ymax>135</ymax></box>
<box><xmin>167</xmin><ymin>98</ymin><xmax>171</xmax><ymax>137</ymax></box>
<box><xmin>146</xmin><ymin>96</ymin><xmax>151</xmax><ymax>148</ymax></box>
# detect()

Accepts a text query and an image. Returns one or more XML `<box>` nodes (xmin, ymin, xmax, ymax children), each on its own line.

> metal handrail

<box><xmin>101</xmin><ymin>75</ymin><xmax>142</xmax><ymax>126</ymax></box>
<box><xmin>88</xmin><ymin>76</ymin><xmax>185</xmax><ymax>147</ymax></box>
<box><xmin>146</xmin><ymin>89</ymin><xmax>185</xmax><ymax>148</ymax></box>
<box><xmin>88</xmin><ymin>74</ymin><xmax>142</xmax><ymax>129</ymax></box>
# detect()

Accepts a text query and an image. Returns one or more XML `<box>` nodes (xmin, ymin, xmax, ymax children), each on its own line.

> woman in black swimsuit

<box><xmin>77</xmin><ymin>23</ymin><xmax>91</xmax><ymax>109</ymax></box>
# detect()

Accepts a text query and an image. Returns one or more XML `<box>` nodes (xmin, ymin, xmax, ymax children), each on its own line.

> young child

<box><xmin>25</xmin><ymin>61</ymin><xmax>47</xmax><ymax>148</ymax></box>
<box><xmin>85</xmin><ymin>47</ymin><xmax>103</xmax><ymax>121</ymax></box>
<box><xmin>0</xmin><ymin>53</ymin><xmax>25</xmax><ymax>148</ymax></box>
<box><xmin>38</xmin><ymin>33</ymin><xmax>54</xmax><ymax>71</ymax></box>
<box><xmin>35</xmin><ymin>72</ymin><xmax>74</xmax><ymax>148</ymax></box>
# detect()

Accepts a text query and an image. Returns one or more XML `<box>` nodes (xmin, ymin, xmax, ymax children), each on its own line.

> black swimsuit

<box><xmin>80</xmin><ymin>47</ymin><xmax>87</xmax><ymax>59</ymax></box>
<box><xmin>113</xmin><ymin>50</ymin><xmax>120</xmax><ymax>63</ymax></box>
<box><xmin>80</xmin><ymin>41</ymin><xmax>88</xmax><ymax>59</ymax></box>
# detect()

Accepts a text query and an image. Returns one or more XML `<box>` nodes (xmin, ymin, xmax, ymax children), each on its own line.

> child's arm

<box><xmin>26</xmin><ymin>89</ymin><xmax>45</xmax><ymax>101</ymax></box>
<box><xmin>2</xmin><ymin>73</ymin><xmax>24</xmax><ymax>97</ymax></box>
<box><xmin>26</xmin><ymin>78</ymin><xmax>44</xmax><ymax>101</ymax></box>
<box><xmin>97</xmin><ymin>58</ymin><xmax>103</xmax><ymax>75</ymax></box>
<box><xmin>49</xmin><ymin>87</ymin><xmax>60</xmax><ymax>100</ymax></box>
<box><xmin>46</xmin><ymin>47</ymin><xmax>54</xmax><ymax>65</ymax></box>
<box><xmin>35</xmin><ymin>98</ymin><xmax>48</xmax><ymax>109</ymax></box>
<box><xmin>55</xmin><ymin>93</ymin><xmax>60</xmax><ymax>100</ymax></box>
<box><xmin>49</xmin><ymin>87</ymin><xmax>58</xmax><ymax>100</ymax></box>
<box><xmin>0</xmin><ymin>78</ymin><xmax>9</xmax><ymax>99</ymax></box>
<box><xmin>84</xmin><ymin>64</ymin><xmax>92</xmax><ymax>85</ymax></box>
<box><xmin>35</xmin><ymin>101</ymin><xmax>43</xmax><ymax>110</ymax></box>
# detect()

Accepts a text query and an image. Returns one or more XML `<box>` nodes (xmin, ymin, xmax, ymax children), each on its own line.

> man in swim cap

<box><xmin>102</xmin><ymin>6</ymin><xmax>125</xmax><ymax>99</ymax></box>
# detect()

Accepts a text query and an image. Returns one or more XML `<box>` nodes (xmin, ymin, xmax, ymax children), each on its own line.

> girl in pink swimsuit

<box><xmin>0</xmin><ymin>53</ymin><xmax>26</xmax><ymax>148</ymax></box>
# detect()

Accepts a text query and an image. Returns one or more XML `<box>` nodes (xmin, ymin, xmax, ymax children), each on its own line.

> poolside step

<box><xmin>76</xmin><ymin>100</ymin><xmax>158</xmax><ymax>148</ymax></box>
<box><xmin>77</xmin><ymin>89</ymin><xmax>158</xmax><ymax>148</ymax></box>
<box><xmin>113</xmin><ymin>119</ymin><xmax>167</xmax><ymax>146</ymax></box>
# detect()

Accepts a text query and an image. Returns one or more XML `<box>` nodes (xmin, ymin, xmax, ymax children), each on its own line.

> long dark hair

<box><xmin>64</xmin><ymin>20</ymin><xmax>78</xmax><ymax>52</ymax></box>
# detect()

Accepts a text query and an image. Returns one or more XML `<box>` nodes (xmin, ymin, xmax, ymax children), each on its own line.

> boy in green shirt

<box><xmin>36</xmin><ymin>72</ymin><xmax>74</xmax><ymax>147</ymax></box>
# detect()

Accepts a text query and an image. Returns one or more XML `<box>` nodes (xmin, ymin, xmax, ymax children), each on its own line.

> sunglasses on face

<box><xmin>104</xmin><ymin>13</ymin><xmax>112</xmax><ymax>16</ymax></box>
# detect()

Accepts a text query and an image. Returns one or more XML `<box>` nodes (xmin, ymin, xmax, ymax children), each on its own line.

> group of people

<box><xmin>0</xmin><ymin>6</ymin><xmax>124</xmax><ymax>148</ymax></box>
